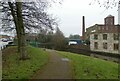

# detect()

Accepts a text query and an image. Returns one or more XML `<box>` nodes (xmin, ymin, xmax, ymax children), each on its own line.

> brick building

<box><xmin>86</xmin><ymin>15</ymin><xmax>120</xmax><ymax>54</ymax></box>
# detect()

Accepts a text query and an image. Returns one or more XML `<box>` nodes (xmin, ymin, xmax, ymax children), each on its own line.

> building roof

<box><xmin>86</xmin><ymin>24</ymin><xmax>120</xmax><ymax>34</ymax></box>
<box><xmin>86</xmin><ymin>15</ymin><xmax>120</xmax><ymax>34</ymax></box>
<box><xmin>107</xmin><ymin>14</ymin><xmax>114</xmax><ymax>17</ymax></box>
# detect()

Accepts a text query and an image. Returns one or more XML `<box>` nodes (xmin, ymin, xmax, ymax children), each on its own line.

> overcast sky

<box><xmin>48</xmin><ymin>0</ymin><xmax>118</xmax><ymax>37</ymax></box>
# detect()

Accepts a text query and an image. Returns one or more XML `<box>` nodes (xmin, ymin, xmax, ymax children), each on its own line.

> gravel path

<box><xmin>32</xmin><ymin>49</ymin><xmax>73</xmax><ymax>79</ymax></box>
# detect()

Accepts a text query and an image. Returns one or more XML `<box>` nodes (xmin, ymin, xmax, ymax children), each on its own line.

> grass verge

<box><xmin>2</xmin><ymin>46</ymin><xmax>49</xmax><ymax>80</ymax></box>
<box><xmin>58</xmin><ymin>51</ymin><xmax>118</xmax><ymax>79</ymax></box>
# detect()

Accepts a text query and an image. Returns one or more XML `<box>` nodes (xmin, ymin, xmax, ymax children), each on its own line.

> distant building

<box><xmin>86</xmin><ymin>15</ymin><xmax>120</xmax><ymax>54</ymax></box>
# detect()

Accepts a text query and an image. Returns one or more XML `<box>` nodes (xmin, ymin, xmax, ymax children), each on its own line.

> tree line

<box><xmin>27</xmin><ymin>27</ymin><xmax>68</xmax><ymax>51</ymax></box>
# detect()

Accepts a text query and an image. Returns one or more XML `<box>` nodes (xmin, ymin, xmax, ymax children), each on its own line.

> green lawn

<box><xmin>58</xmin><ymin>51</ymin><xmax>118</xmax><ymax>79</ymax></box>
<box><xmin>2</xmin><ymin>46</ymin><xmax>49</xmax><ymax>80</ymax></box>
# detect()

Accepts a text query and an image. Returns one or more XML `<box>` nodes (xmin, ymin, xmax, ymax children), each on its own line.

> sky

<box><xmin>48</xmin><ymin>0</ymin><xmax>118</xmax><ymax>37</ymax></box>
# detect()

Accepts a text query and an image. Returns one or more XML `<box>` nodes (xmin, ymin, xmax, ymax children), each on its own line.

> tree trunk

<box><xmin>8</xmin><ymin>2</ymin><xmax>21</xmax><ymax>53</ymax></box>
<box><xmin>16</xmin><ymin>2</ymin><xmax>27</xmax><ymax>60</ymax></box>
<box><xmin>8</xmin><ymin>2</ymin><xmax>28</xmax><ymax>60</ymax></box>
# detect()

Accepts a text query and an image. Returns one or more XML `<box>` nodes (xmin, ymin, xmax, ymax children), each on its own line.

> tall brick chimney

<box><xmin>82</xmin><ymin>16</ymin><xmax>85</xmax><ymax>40</ymax></box>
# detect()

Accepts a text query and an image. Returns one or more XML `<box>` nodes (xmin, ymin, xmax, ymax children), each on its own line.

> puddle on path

<box><xmin>61</xmin><ymin>58</ymin><xmax>69</xmax><ymax>62</ymax></box>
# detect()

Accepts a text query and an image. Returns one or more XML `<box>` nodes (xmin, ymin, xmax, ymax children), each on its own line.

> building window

<box><xmin>113</xmin><ymin>33</ymin><xmax>119</xmax><ymax>40</ymax></box>
<box><xmin>106</xmin><ymin>26</ymin><xmax>108</xmax><ymax>30</ymax></box>
<box><xmin>94</xmin><ymin>42</ymin><xmax>98</xmax><ymax>49</ymax></box>
<box><xmin>114</xmin><ymin>43</ymin><xmax>119</xmax><ymax>50</ymax></box>
<box><xmin>94</xmin><ymin>34</ymin><xmax>98</xmax><ymax>40</ymax></box>
<box><xmin>103</xmin><ymin>42</ymin><xmax>107</xmax><ymax>49</ymax></box>
<box><xmin>98</xmin><ymin>27</ymin><xmax>101</xmax><ymax>30</ymax></box>
<box><xmin>103</xmin><ymin>34</ymin><xmax>107</xmax><ymax>40</ymax></box>
<box><xmin>102</xmin><ymin>27</ymin><xmax>104</xmax><ymax>30</ymax></box>
<box><xmin>111</xmin><ymin>22</ymin><xmax>113</xmax><ymax>25</ymax></box>
<box><xmin>106</xmin><ymin>19</ymin><xmax>108</xmax><ymax>25</ymax></box>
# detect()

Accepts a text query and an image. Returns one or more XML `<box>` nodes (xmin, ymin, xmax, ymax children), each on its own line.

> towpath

<box><xmin>32</xmin><ymin>49</ymin><xmax>73</xmax><ymax>79</ymax></box>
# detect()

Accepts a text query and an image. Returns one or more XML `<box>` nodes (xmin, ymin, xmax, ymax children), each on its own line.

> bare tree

<box><xmin>89</xmin><ymin>0</ymin><xmax>119</xmax><ymax>9</ymax></box>
<box><xmin>0</xmin><ymin>0</ymin><xmax>60</xmax><ymax>60</ymax></box>
<box><xmin>52</xmin><ymin>27</ymin><xmax>66</xmax><ymax>50</ymax></box>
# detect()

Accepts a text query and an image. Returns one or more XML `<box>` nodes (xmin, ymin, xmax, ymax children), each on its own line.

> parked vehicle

<box><xmin>2</xmin><ymin>38</ymin><xmax>8</xmax><ymax>42</ymax></box>
<box><xmin>6</xmin><ymin>41</ymin><xmax>16</xmax><ymax>47</ymax></box>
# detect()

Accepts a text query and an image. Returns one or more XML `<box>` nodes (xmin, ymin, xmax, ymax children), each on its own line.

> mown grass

<box><xmin>2</xmin><ymin>46</ymin><xmax>49</xmax><ymax>80</ymax></box>
<box><xmin>58</xmin><ymin>51</ymin><xmax>118</xmax><ymax>79</ymax></box>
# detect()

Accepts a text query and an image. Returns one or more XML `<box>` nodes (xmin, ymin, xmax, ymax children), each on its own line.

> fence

<box><xmin>28</xmin><ymin>41</ymin><xmax>54</xmax><ymax>49</ymax></box>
